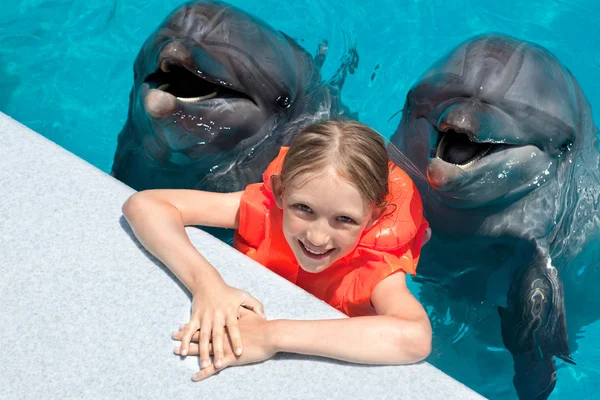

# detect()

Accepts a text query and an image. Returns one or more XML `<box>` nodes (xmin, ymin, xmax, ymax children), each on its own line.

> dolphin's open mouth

<box><xmin>435</xmin><ymin>128</ymin><xmax>514</xmax><ymax>168</ymax></box>
<box><xmin>144</xmin><ymin>60</ymin><xmax>255</xmax><ymax>104</ymax></box>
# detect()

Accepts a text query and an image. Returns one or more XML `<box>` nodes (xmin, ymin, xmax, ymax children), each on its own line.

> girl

<box><xmin>122</xmin><ymin>119</ymin><xmax>432</xmax><ymax>381</ymax></box>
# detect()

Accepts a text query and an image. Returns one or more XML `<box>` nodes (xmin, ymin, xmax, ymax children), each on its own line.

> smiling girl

<box><xmin>122</xmin><ymin>119</ymin><xmax>432</xmax><ymax>381</ymax></box>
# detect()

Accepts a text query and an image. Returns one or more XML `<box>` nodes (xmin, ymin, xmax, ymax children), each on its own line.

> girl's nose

<box><xmin>306</xmin><ymin>222</ymin><xmax>330</xmax><ymax>247</ymax></box>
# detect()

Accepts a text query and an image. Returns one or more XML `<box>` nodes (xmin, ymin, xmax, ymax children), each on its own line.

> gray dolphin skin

<box><xmin>390</xmin><ymin>34</ymin><xmax>600</xmax><ymax>400</ymax></box>
<box><xmin>111</xmin><ymin>0</ymin><xmax>354</xmax><ymax>192</ymax></box>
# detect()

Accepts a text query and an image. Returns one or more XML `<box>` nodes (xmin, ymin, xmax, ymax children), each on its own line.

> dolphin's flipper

<box><xmin>499</xmin><ymin>252</ymin><xmax>574</xmax><ymax>400</ymax></box>
<box><xmin>507</xmin><ymin>351</ymin><xmax>559</xmax><ymax>400</ymax></box>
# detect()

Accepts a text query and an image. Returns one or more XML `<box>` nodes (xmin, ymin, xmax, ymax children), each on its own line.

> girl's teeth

<box><xmin>303</xmin><ymin>243</ymin><xmax>327</xmax><ymax>255</ymax></box>
<box><xmin>307</xmin><ymin>249</ymin><xmax>326</xmax><ymax>255</ymax></box>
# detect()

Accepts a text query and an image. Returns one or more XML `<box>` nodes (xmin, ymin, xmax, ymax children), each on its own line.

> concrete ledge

<box><xmin>0</xmin><ymin>112</ymin><xmax>485</xmax><ymax>399</ymax></box>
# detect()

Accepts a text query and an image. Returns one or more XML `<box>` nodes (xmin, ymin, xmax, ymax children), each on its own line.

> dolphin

<box><xmin>390</xmin><ymin>34</ymin><xmax>600</xmax><ymax>399</ymax></box>
<box><xmin>111</xmin><ymin>0</ymin><xmax>355</xmax><ymax>192</ymax></box>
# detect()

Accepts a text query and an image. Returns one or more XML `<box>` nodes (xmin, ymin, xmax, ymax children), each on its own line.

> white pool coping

<box><xmin>0</xmin><ymin>112</ymin><xmax>485</xmax><ymax>399</ymax></box>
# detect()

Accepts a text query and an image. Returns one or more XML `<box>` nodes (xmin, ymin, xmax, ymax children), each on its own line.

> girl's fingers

<box><xmin>171</xmin><ymin>329</ymin><xmax>183</xmax><ymax>340</ymax></box>
<box><xmin>192</xmin><ymin>363</ymin><xmax>217</xmax><ymax>382</ymax></box>
<box><xmin>199</xmin><ymin>315</ymin><xmax>213</xmax><ymax>369</ymax></box>
<box><xmin>240</xmin><ymin>292</ymin><xmax>266</xmax><ymax>319</ymax></box>
<box><xmin>179</xmin><ymin>321</ymin><xmax>199</xmax><ymax>357</ymax></box>
<box><xmin>172</xmin><ymin>328</ymin><xmax>200</xmax><ymax>342</ymax></box>
<box><xmin>225</xmin><ymin>315</ymin><xmax>243</xmax><ymax>356</ymax></box>
<box><xmin>173</xmin><ymin>322</ymin><xmax>238</xmax><ymax>356</ymax></box>
<box><xmin>192</xmin><ymin>354</ymin><xmax>237</xmax><ymax>382</ymax></box>
<box><xmin>211</xmin><ymin>314</ymin><xmax>225</xmax><ymax>369</ymax></box>
<box><xmin>174</xmin><ymin>343</ymin><xmax>212</xmax><ymax>356</ymax></box>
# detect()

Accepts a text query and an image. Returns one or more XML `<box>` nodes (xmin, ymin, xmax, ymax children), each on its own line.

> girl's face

<box><xmin>272</xmin><ymin>168</ymin><xmax>382</xmax><ymax>273</ymax></box>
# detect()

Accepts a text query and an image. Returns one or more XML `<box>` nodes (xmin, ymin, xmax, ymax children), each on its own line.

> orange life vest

<box><xmin>233</xmin><ymin>147</ymin><xmax>429</xmax><ymax>317</ymax></box>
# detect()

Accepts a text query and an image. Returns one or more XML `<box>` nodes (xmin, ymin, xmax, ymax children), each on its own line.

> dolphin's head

<box><xmin>130</xmin><ymin>0</ymin><xmax>313</xmax><ymax>167</ymax></box>
<box><xmin>392</xmin><ymin>34</ymin><xmax>580</xmax><ymax>209</ymax></box>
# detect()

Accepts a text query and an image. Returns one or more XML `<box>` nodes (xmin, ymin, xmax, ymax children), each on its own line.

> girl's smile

<box><xmin>298</xmin><ymin>239</ymin><xmax>336</xmax><ymax>259</ymax></box>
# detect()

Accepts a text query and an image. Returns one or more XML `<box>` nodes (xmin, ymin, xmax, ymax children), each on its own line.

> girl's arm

<box><xmin>122</xmin><ymin>189</ymin><xmax>242</xmax><ymax>292</ymax></box>
<box><xmin>122</xmin><ymin>189</ymin><xmax>265</xmax><ymax>370</ymax></box>
<box><xmin>173</xmin><ymin>271</ymin><xmax>431</xmax><ymax>381</ymax></box>
<box><xmin>271</xmin><ymin>271</ymin><xmax>431</xmax><ymax>364</ymax></box>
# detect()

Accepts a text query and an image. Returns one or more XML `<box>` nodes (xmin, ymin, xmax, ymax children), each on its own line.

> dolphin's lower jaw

<box><xmin>142</xmin><ymin>119</ymin><xmax>281</xmax><ymax>170</ymax></box>
<box><xmin>137</xmin><ymin>85</ymin><xmax>264</xmax><ymax>163</ymax></box>
<box><xmin>122</xmin><ymin>109</ymin><xmax>285</xmax><ymax>190</ymax></box>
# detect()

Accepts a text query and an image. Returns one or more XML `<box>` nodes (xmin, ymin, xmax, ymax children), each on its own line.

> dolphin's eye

<box><xmin>275</xmin><ymin>95</ymin><xmax>291</xmax><ymax>110</ymax></box>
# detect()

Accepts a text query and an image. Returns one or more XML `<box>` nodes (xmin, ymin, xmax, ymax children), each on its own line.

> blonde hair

<box><xmin>280</xmin><ymin>119</ymin><xmax>390</xmax><ymax>207</ymax></box>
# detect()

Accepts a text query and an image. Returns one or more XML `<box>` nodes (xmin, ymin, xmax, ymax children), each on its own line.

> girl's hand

<box><xmin>173</xmin><ymin>310</ymin><xmax>276</xmax><ymax>382</ymax></box>
<box><xmin>179</xmin><ymin>284</ymin><xmax>266</xmax><ymax>372</ymax></box>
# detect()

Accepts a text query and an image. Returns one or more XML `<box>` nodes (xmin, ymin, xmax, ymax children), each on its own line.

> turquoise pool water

<box><xmin>2</xmin><ymin>0</ymin><xmax>600</xmax><ymax>398</ymax></box>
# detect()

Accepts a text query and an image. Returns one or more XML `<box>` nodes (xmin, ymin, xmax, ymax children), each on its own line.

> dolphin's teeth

<box><xmin>457</xmin><ymin>145</ymin><xmax>493</xmax><ymax>169</ymax></box>
<box><xmin>436</xmin><ymin>133</ymin><xmax>449</xmax><ymax>159</ymax></box>
<box><xmin>458</xmin><ymin>159</ymin><xmax>477</xmax><ymax>170</ymax></box>
<box><xmin>160</xmin><ymin>60</ymin><xmax>171</xmax><ymax>73</ymax></box>
<box><xmin>157</xmin><ymin>84</ymin><xmax>171</xmax><ymax>91</ymax></box>
<box><xmin>177</xmin><ymin>92</ymin><xmax>218</xmax><ymax>103</ymax></box>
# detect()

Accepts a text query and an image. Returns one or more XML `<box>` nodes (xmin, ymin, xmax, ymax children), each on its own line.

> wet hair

<box><xmin>280</xmin><ymin>119</ymin><xmax>390</xmax><ymax>208</ymax></box>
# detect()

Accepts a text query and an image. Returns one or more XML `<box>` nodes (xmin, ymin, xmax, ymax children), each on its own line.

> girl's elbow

<box><xmin>395</xmin><ymin>320</ymin><xmax>432</xmax><ymax>363</ymax></box>
<box><xmin>122</xmin><ymin>192</ymin><xmax>144</xmax><ymax>218</ymax></box>
<box><xmin>122</xmin><ymin>191</ymin><xmax>159</xmax><ymax>219</ymax></box>
<box><xmin>410</xmin><ymin>326</ymin><xmax>432</xmax><ymax>362</ymax></box>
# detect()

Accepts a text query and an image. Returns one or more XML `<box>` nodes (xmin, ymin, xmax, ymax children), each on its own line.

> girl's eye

<box><xmin>338</xmin><ymin>216</ymin><xmax>356</xmax><ymax>224</ymax></box>
<box><xmin>295</xmin><ymin>204</ymin><xmax>312</xmax><ymax>213</ymax></box>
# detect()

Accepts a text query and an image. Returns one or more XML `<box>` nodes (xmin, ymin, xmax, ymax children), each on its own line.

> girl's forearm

<box><xmin>122</xmin><ymin>194</ymin><xmax>225</xmax><ymax>293</ymax></box>
<box><xmin>269</xmin><ymin>316</ymin><xmax>431</xmax><ymax>365</ymax></box>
